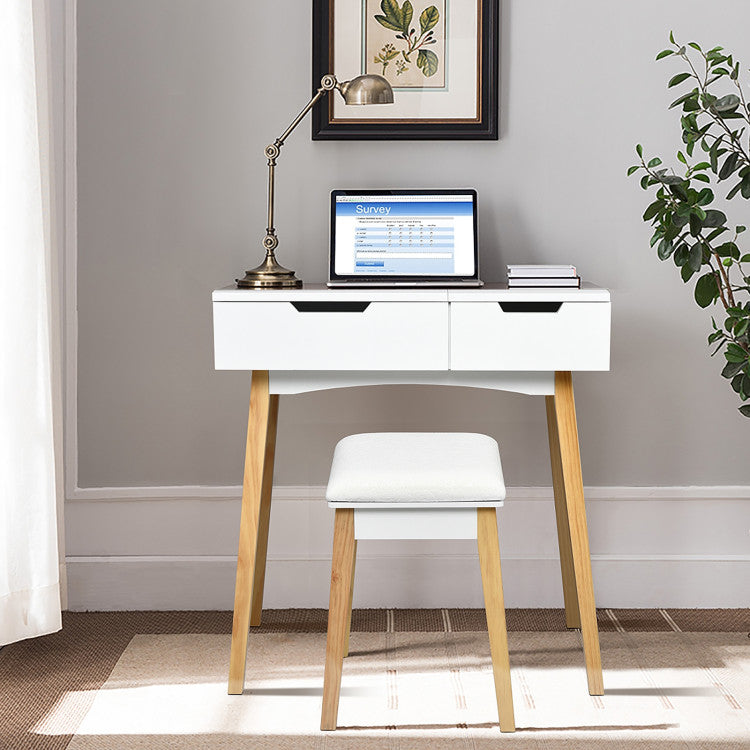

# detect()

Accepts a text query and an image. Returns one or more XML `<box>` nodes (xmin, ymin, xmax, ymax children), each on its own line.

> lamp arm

<box><xmin>262</xmin><ymin>74</ymin><xmax>338</xmax><ymax>255</ymax></box>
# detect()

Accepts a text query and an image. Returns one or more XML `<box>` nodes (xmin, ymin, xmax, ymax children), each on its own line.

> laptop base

<box><xmin>327</xmin><ymin>279</ymin><xmax>484</xmax><ymax>288</ymax></box>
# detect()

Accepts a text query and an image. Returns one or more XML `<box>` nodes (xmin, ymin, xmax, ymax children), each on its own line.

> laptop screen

<box><xmin>330</xmin><ymin>190</ymin><xmax>477</xmax><ymax>278</ymax></box>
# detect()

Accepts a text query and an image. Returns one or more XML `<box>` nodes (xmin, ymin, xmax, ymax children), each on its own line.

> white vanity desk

<box><xmin>212</xmin><ymin>283</ymin><xmax>611</xmax><ymax>696</ymax></box>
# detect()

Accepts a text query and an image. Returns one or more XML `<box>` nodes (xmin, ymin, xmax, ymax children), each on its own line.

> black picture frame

<box><xmin>312</xmin><ymin>0</ymin><xmax>498</xmax><ymax>140</ymax></box>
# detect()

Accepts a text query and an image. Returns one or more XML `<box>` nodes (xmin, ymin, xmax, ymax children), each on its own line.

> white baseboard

<box><xmin>64</xmin><ymin>485</ymin><xmax>750</xmax><ymax>610</ymax></box>
<box><xmin>65</xmin><ymin>554</ymin><xmax>750</xmax><ymax>611</ymax></box>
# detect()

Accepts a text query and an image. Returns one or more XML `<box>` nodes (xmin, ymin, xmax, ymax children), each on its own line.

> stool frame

<box><xmin>320</xmin><ymin>506</ymin><xmax>515</xmax><ymax>733</ymax></box>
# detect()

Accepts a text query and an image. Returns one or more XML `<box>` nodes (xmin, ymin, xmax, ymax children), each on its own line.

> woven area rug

<box><xmin>31</xmin><ymin>630</ymin><xmax>750</xmax><ymax>749</ymax></box>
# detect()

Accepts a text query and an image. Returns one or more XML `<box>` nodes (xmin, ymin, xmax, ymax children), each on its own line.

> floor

<box><xmin>1</xmin><ymin>609</ymin><xmax>748</xmax><ymax>750</ymax></box>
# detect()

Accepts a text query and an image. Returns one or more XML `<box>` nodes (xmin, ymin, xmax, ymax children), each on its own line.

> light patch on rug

<box><xmin>35</xmin><ymin>632</ymin><xmax>750</xmax><ymax>749</ymax></box>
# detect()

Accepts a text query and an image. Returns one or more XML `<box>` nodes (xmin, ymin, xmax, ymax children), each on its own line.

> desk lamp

<box><xmin>237</xmin><ymin>74</ymin><xmax>394</xmax><ymax>289</ymax></box>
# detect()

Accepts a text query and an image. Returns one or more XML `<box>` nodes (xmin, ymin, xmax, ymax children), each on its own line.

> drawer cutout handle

<box><xmin>498</xmin><ymin>302</ymin><xmax>563</xmax><ymax>313</ymax></box>
<box><xmin>291</xmin><ymin>301</ymin><xmax>371</xmax><ymax>313</ymax></box>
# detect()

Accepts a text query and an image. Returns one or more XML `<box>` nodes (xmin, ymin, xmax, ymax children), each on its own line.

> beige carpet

<box><xmin>31</xmin><ymin>631</ymin><xmax>750</xmax><ymax>749</ymax></box>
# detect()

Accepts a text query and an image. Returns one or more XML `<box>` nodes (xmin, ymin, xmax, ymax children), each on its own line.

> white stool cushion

<box><xmin>326</xmin><ymin>432</ymin><xmax>505</xmax><ymax>505</ymax></box>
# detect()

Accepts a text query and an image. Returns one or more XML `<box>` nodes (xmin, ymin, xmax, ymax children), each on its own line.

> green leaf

<box><xmin>674</xmin><ymin>243</ymin><xmax>690</xmax><ymax>266</ymax></box>
<box><xmin>419</xmin><ymin>5</ymin><xmax>439</xmax><ymax>33</ymax></box>
<box><xmin>647</xmin><ymin>157</ymin><xmax>662</xmax><ymax>168</ymax></box>
<box><xmin>741</xmin><ymin>173</ymin><xmax>750</xmax><ymax>199</ymax></box>
<box><xmin>374</xmin><ymin>14</ymin><xmax>403</xmax><ymax>31</ymax></box>
<box><xmin>687</xmin><ymin>41</ymin><xmax>702</xmax><ymax>51</ymax></box>
<box><xmin>703</xmin><ymin>209</ymin><xmax>727</xmax><ymax>227</ymax></box>
<box><xmin>657</xmin><ymin>238</ymin><xmax>674</xmax><ymax>260</ymax></box>
<box><xmin>673</xmin><ymin>211</ymin><xmax>690</xmax><ymax>228</ymax></box>
<box><xmin>669</xmin><ymin>30</ymin><xmax>676</xmax><ymax>44</ymax></box>
<box><xmin>401</xmin><ymin>0</ymin><xmax>413</xmax><ymax>32</ymax></box>
<box><xmin>739</xmin><ymin>404</ymin><xmax>750</xmax><ymax>418</ymax></box>
<box><xmin>689</xmin><ymin>211</ymin><xmax>703</xmax><ymax>236</ymax></box>
<box><xmin>627</xmin><ymin>165</ymin><xmax>639</xmax><ymax>176</ymax></box>
<box><xmin>681</xmin><ymin>262</ymin><xmax>696</xmax><ymax>282</ymax></box>
<box><xmin>727</xmin><ymin>180</ymin><xmax>744</xmax><ymax>200</ymax></box>
<box><xmin>719</xmin><ymin>152</ymin><xmax>740</xmax><ymax>180</ymax></box>
<box><xmin>677</xmin><ymin>151</ymin><xmax>687</xmax><ymax>165</ymax></box>
<box><xmin>416</xmin><ymin>48</ymin><xmax>439</xmax><ymax>77</ymax></box>
<box><xmin>381</xmin><ymin>0</ymin><xmax>403</xmax><ymax>24</ymax></box>
<box><xmin>714</xmin><ymin>94</ymin><xmax>741</xmax><ymax>112</ymax></box>
<box><xmin>695</xmin><ymin>187</ymin><xmax>714</xmax><ymax>205</ymax></box>
<box><xmin>669</xmin><ymin>91</ymin><xmax>697</xmax><ymax>110</ymax></box>
<box><xmin>693</xmin><ymin>173</ymin><xmax>711</xmax><ymax>182</ymax></box>
<box><xmin>709</xmin><ymin>143</ymin><xmax>719</xmax><ymax>172</ymax></box>
<box><xmin>722</xmin><ymin>359</ymin><xmax>746</xmax><ymax>378</ymax></box>
<box><xmin>668</xmin><ymin>72</ymin><xmax>692</xmax><ymax>88</ymax></box>
<box><xmin>656</xmin><ymin>49</ymin><xmax>674</xmax><ymax>60</ymax></box>
<box><xmin>660</xmin><ymin>174</ymin><xmax>685</xmax><ymax>186</ymax></box>
<box><xmin>694</xmin><ymin>272</ymin><xmax>719</xmax><ymax>307</ymax></box>
<box><xmin>636</xmin><ymin>144</ymin><xmax>643</xmax><ymax>158</ymax></box>
<box><xmin>726</xmin><ymin>343</ymin><xmax>749</xmax><ymax>362</ymax></box>
<box><xmin>688</xmin><ymin>243</ymin><xmax>703</xmax><ymax>271</ymax></box>
<box><xmin>643</xmin><ymin>200</ymin><xmax>663</xmax><ymax>221</ymax></box>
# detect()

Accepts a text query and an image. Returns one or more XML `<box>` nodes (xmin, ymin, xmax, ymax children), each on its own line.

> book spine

<box><xmin>507</xmin><ymin>277</ymin><xmax>581</xmax><ymax>288</ymax></box>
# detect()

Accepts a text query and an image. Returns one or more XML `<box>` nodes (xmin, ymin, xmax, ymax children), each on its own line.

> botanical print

<box><xmin>365</xmin><ymin>0</ymin><xmax>446</xmax><ymax>89</ymax></box>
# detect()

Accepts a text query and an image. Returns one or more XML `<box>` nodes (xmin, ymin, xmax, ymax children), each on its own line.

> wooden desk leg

<box><xmin>551</xmin><ymin>371</ymin><xmax>604</xmax><ymax>695</ymax></box>
<box><xmin>228</xmin><ymin>370</ymin><xmax>278</xmax><ymax>695</ymax></box>
<box><xmin>545</xmin><ymin>395</ymin><xmax>581</xmax><ymax>629</ymax></box>
<box><xmin>250</xmin><ymin>392</ymin><xmax>279</xmax><ymax>627</ymax></box>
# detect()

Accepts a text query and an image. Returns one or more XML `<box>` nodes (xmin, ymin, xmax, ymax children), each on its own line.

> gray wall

<box><xmin>77</xmin><ymin>0</ymin><xmax>750</xmax><ymax>490</ymax></box>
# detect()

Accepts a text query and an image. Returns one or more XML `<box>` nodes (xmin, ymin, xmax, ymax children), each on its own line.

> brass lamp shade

<box><xmin>339</xmin><ymin>74</ymin><xmax>394</xmax><ymax>105</ymax></box>
<box><xmin>236</xmin><ymin>73</ymin><xmax>394</xmax><ymax>289</ymax></box>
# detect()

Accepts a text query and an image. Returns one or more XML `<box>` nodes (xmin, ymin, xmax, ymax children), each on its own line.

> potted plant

<box><xmin>629</xmin><ymin>34</ymin><xmax>750</xmax><ymax>417</ymax></box>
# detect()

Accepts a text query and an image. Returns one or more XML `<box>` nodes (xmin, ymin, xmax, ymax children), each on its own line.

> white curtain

<box><xmin>0</xmin><ymin>0</ymin><xmax>62</xmax><ymax>645</ymax></box>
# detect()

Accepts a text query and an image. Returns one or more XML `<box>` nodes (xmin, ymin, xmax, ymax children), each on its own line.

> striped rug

<box><xmin>1</xmin><ymin>609</ymin><xmax>748</xmax><ymax>750</ymax></box>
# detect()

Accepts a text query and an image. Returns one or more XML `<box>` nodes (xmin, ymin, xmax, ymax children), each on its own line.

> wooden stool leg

<box><xmin>546</xmin><ymin>395</ymin><xmax>581</xmax><ymax>629</ymax></box>
<box><xmin>553</xmin><ymin>371</ymin><xmax>604</xmax><ymax>696</ymax></box>
<box><xmin>228</xmin><ymin>371</ymin><xmax>277</xmax><ymax>695</ymax></box>
<box><xmin>321</xmin><ymin>509</ymin><xmax>356</xmax><ymax>730</ymax></box>
<box><xmin>477</xmin><ymin>508</ymin><xmax>515</xmax><ymax>733</ymax></box>
<box><xmin>343</xmin><ymin>540</ymin><xmax>357</xmax><ymax>657</ymax></box>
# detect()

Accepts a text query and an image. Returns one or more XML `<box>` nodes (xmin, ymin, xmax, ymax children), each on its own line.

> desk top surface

<box><xmin>212</xmin><ymin>282</ymin><xmax>610</xmax><ymax>303</ymax></box>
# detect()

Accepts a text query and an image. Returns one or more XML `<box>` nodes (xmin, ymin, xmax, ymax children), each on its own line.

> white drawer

<box><xmin>213</xmin><ymin>301</ymin><xmax>450</xmax><ymax>371</ymax></box>
<box><xmin>450</xmin><ymin>301</ymin><xmax>611</xmax><ymax>371</ymax></box>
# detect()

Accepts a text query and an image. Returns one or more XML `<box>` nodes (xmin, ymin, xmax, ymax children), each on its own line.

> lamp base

<box><xmin>236</xmin><ymin>254</ymin><xmax>303</xmax><ymax>289</ymax></box>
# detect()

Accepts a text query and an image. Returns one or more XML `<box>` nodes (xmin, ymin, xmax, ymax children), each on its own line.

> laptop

<box><xmin>327</xmin><ymin>189</ymin><xmax>483</xmax><ymax>287</ymax></box>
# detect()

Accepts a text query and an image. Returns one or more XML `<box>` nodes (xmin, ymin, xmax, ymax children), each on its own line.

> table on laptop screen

<box><xmin>334</xmin><ymin>193</ymin><xmax>475</xmax><ymax>276</ymax></box>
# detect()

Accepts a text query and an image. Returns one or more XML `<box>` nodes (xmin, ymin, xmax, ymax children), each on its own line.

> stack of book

<box><xmin>506</xmin><ymin>265</ymin><xmax>581</xmax><ymax>288</ymax></box>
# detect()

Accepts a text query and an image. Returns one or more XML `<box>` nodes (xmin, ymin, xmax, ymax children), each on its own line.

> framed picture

<box><xmin>312</xmin><ymin>0</ymin><xmax>498</xmax><ymax>140</ymax></box>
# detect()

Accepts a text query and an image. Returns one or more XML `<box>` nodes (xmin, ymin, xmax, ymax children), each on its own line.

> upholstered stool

<box><xmin>320</xmin><ymin>432</ymin><xmax>515</xmax><ymax>733</ymax></box>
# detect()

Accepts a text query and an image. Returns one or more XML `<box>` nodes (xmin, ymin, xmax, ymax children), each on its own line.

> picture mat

<box><xmin>334</xmin><ymin>0</ymin><xmax>478</xmax><ymax>121</ymax></box>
